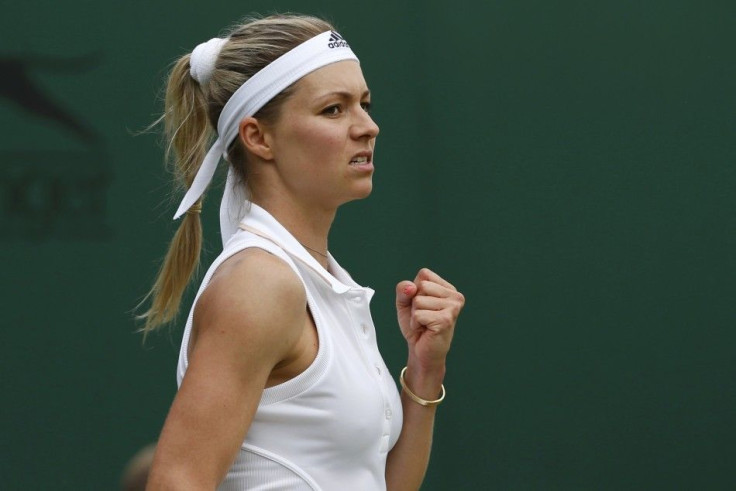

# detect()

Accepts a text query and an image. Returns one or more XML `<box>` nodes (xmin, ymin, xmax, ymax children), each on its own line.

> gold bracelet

<box><xmin>399</xmin><ymin>366</ymin><xmax>446</xmax><ymax>407</ymax></box>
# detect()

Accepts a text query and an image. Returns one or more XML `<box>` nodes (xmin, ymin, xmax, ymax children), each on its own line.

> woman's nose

<box><xmin>352</xmin><ymin>108</ymin><xmax>379</xmax><ymax>139</ymax></box>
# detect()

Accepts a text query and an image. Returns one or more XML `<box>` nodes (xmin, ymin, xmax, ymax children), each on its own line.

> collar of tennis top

<box><xmin>238</xmin><ymin>202</ymin><xmax>375</xmax><ymax>298</ymax></box>
<box><xmin>173</xmin><ymin>30</ymin><xmax>360</xmax><ymax>246</ymax></box>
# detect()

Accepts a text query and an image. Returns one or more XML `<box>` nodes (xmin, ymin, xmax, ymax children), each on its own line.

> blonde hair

<box><xmin>140</xmin><ymin>14</ymin><xmax>334</xmax><ymax>335</ymax></box>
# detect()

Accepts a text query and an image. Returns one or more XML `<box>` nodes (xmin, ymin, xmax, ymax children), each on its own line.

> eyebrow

<box><xmin>315</xmin><ymin>89</ymin><xmax>371</xmax><ymax>102</ymax></box>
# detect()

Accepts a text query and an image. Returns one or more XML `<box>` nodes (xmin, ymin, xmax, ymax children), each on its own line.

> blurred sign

<box><xmin>0</xmin><ymin>55</ymin><xmax>111</xmax><ymax>240</ymax></box>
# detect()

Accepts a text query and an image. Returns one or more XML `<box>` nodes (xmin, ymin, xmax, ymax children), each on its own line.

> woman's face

<box><xmin>265</xmin><ymin>60</ymin><xmax>379</xmax><ymax>210</ymax></box>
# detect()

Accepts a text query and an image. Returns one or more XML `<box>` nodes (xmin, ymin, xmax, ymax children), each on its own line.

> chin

<box><xmin>338</xmin><ymin>183</ymin><xmax>373</xmax><ymax>207</ymax></box>
<box><xmin>355</xmin><ymin>181</ymin><xmax>374</xmax><ymax>199</ymax></box>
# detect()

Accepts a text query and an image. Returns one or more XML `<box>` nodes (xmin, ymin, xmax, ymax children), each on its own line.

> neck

<box><xmin>251</xmin><ymin>196</ymin><xmax>335</xmax><ymax>270</ymax></box>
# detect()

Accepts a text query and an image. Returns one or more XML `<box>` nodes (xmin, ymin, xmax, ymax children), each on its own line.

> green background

<box><xmin>2</xmin><ymin>1</ymin><xmax>734</xmax><ymax>489</ymax></box>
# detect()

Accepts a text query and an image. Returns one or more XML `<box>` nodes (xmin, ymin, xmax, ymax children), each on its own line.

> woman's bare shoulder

<box><xmin>192</xmin><ymin>247</ymin><xmax>306</xmax><ymax>354</ymax></box>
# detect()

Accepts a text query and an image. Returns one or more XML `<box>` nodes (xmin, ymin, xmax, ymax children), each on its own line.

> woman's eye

<box><xmin>361</xmin><ymin>101</ymin><xmax>372</xmax><ymax>113</ymax></box>
<box><xmin>322</xmin><ymin>105</ymin><xmax>341</xmax><ymax>115</ymax></box>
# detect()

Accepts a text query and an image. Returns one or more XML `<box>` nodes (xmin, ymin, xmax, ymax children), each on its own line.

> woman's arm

<box><xmin>385</xmin><ymin>268</ymin><xmax>465</xmax><ymax>491</ymax></box>
<box><xmin>146</xmin><ymin>249</ymin><xmax>307</xmax><ymax>490</ymax></box>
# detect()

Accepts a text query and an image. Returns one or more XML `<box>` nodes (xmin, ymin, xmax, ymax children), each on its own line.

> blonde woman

<box><xmin>142</xmin><ymin>14</ymin><xmax>465</xmax><ymax>490</ymax></box>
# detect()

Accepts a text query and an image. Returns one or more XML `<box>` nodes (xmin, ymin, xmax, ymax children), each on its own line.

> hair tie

<box><xmin>190</xmin><ymin>37</ymin><xmax>228</xmax><ymax>85</ymax></box>
<box><xmin>186</xmin><ymin>201</ymin><xmax>202</xmax><ymax>214</ymax></box>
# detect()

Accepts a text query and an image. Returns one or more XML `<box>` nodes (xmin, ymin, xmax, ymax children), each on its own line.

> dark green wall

<box><xmin>2</xmin><ymin>1</ymin><xmax>734</xmax><ymax>489</ymax></box>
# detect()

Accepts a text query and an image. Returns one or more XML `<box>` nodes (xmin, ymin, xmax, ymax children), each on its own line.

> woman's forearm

<box><xmin>385</xmin><ymin>363</ymin><xmax>446</xmax><ymax>491</ymax></box>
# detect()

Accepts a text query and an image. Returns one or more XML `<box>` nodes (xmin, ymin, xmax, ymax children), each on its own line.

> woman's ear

<box><xmin>238</xmin><ymin>117</ymin><xmax>274</xmax><ymax>161</ymax></box>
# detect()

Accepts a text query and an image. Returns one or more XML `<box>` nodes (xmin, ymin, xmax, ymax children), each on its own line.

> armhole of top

<box><xmin>176</xmin><ymin>233</ymin><xmax>331</xmax><ymax>404</ymax></box>
<box><xmin>176</xmin><ymin>235</ymin><xmax>303</xmax><ymax>383</ymax></box>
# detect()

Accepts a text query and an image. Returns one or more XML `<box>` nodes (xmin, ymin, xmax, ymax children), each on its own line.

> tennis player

<box><xmin>142</xmin><ymin>14</ymin><xmax>465</xmax><ymax>490</ymax></box>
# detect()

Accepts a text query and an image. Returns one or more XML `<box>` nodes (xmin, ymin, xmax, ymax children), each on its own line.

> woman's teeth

<box><xmin>350</xmin><ymin>156</ymin><xmax>368</xmax><ymax>164</ymax></box>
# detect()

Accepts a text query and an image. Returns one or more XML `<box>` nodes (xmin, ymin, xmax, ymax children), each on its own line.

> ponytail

<box><xmin>139</xmin><ymin>54</ymin><xmax>210</xmax><ymax>336</ymax></box>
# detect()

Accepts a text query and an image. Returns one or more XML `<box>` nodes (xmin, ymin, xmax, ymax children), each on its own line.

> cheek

<box><xmin>295</xmin><ymin>124</ymin><xmax>345</xmax><ymax>154</ymax></box>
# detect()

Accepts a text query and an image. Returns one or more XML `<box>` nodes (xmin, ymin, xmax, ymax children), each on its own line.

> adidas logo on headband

<box><xmin>328</xmin><ymin>31</ymin><xmax>350</xmax><ymax>49</ymax></box>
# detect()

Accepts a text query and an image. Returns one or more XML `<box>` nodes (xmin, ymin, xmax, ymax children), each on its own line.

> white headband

<box><xmin>174</xmin><ymin>30</ymin><xmax>359</xmax><ymax>245</ymax></box>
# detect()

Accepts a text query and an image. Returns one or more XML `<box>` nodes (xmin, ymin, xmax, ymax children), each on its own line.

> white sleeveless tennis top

<box><xmin>176</xmin><ymin>203</ymin><xmax>403</xmax><ymax>490</ymax></box>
